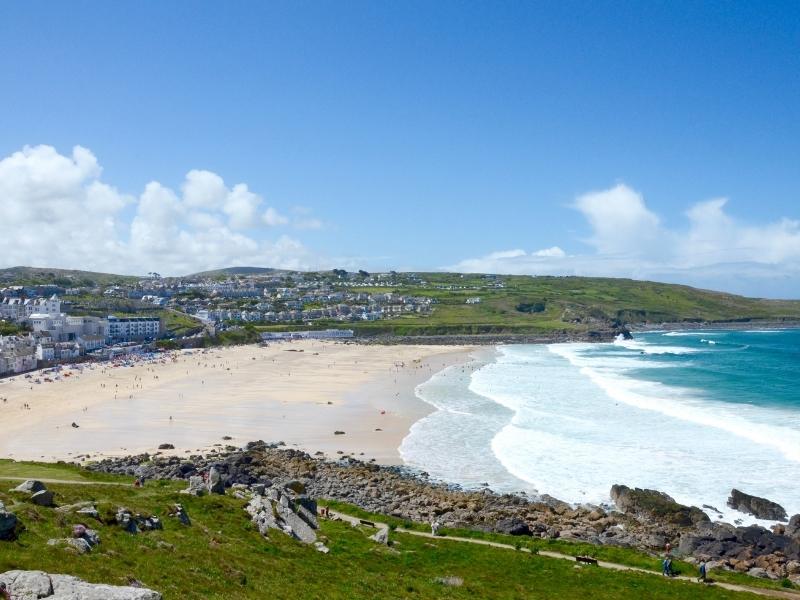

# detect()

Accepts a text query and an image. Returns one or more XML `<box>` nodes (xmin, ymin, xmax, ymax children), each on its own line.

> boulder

<box><xmin>370</xmin><ymin>528</ymin><xmax>389</xmax><ymax>544</ymax></box>
<box><xmin>11</xmin><ymin>480</ymin><xmax>46</xmax><ymax>495</ymax></box>
<box><xmin>0</xmin><ymin>502</ymin><xmax>18</xmax><ymax>541</ymax></box>
<box><xmin>0</xmin><ymin>570</ymin><xmax>162</xmax><ymax>599</ymax></box>
<box><xmin>207</xmin><ymin>467</ymin><xmax>225</xmax><ymax>495</ymax></box>
<box><xmin>494</xmin><ymin>518</ymin><xmax>532</xmax><ymax>536</ymax></box>
<box><xmin>727</xmin><ymin>489</ymin><xmax>788</xmax><ymax>522</ymax></box>
<box><xmin>47</xmin><ymin>537</ymin><xmax>93</xmax><ymax>554</ymax></box>
<box><xmin>610</xmin><ymin>484</ymin><xmax>709</xmax><ymax>527</ymax></box>
<box><xmin>157</xmin><ymin>443</ymin><xmax>175</xmax><ymax>450</ymax></box>
<box><xmin>787</xmin><ymin>515</ymin><xmax>800</xmax><ymax>539</ymax></box>
<box><xmin>180</xmin><ymin>476</ymin><xmax>207</xmax><ymax>496</ymax></box>
<box><xmin>30</xmin><ymin>489</ymin><xmax>55</xmax><ymax>507</ymax></box>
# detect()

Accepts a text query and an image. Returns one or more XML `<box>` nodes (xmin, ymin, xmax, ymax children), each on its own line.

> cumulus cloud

<box><xmin>263</xmin><ymin>207</ymin><xmax>289</xmax><ymax>226</ymax></box>
<box><xmin>0</xmin><ymin>145</ymin><xmax>323</xmax><ymax>275</ymax></box>
<box><xmin>450</xmin><ymin>183</ymin><xmax>800</xmax><ymax>297</ymax></box>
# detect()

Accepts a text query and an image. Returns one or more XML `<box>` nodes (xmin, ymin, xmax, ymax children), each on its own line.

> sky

<box><xmin>0</xmin><ymin>1</ymin><xmax>798</xmax><ymax>297</ymax></box>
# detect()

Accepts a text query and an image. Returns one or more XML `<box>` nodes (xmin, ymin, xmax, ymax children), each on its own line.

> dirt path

<box><xmin>0</xmin><ymin>476</ymin><xmax>125</xmax><ymax>486</ymax></box>
<box><xmin>328</xmin><ymin>509</ymin><xmax>800</xmax><ymax>599</ymax></box>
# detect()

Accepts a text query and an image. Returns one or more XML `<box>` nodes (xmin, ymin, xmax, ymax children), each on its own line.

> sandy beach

<box><xmin>0</xmin><ymin>341</ymin><xmax>473</xmax><ymax>465</ymax></box>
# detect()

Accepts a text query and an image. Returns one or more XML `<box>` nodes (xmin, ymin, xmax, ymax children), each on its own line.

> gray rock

<box><xmin>747</xmin><ymin>567</ymin><xmax>771</xmax><ymax>579</ymax></box>
<box><xmin>207</xmin><ymin>467</ymin><xmax>225</xmax><ymax>494</ymax></box>
<box><xmin>787</xmin><ymin>515</ymin><xmax>800</xmax><ymax>539</ymax></box>
<box><xmin>30</xmin><ymin>489</ymin><xmax>55</xmax><ymax>507</ymax></box>
<box><xmin>277</xmin><ymin>504</ymin><xmax>317</xmax><ymax>544</ymax></box>
<box><xmin>314</xmin><ymin>541</ymin><xmax>330</xmax><ymax>554</ymax></box>
<box><xmin>47</xmin><ymin>537</ymin><xmax>93</xmax><ymax>554</ymax></box>
<box><xmin>0</xmin><ymin>502</ymin><xmax>18</xmax><ymax>541</ymax></box>
<box><xmin>49</xmin><ymin>571</ymin><xmax>162</xmax><ymax>599</ymax></box>
<box><xmin>0</xmin><ymin>570</ymin><xmax>53</xmax><ymax>599</ymax></box>
<box><xmin>610</xmin><ymin>484</ymin><xmax>709</xmax><ymax>526</ymax></box>
<box><xmin>494</xmin><ymin>518</ymin><xmax>532</xmax><ymax>536</ymax></box>
<box><xmin>728</xmin><ymin>489</ymin><xmax>788</xmax><ymax>522</ymax></box>
<box><xmin>11</xmin><ymin>480</ymin><xmax>46</xmax><ymax>495</ymax></box>
<box><xmin>370</xmin><ymin>528</ymin><xmax>389</xmax><ymax>544</ymax></box>
<box><xmin>180</xmin><ymin>475</ymin><xmax>207</xmax><ymax>496</ymax></box>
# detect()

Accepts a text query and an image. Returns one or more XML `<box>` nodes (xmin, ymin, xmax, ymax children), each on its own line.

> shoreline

<box><xmin>0</xmin><ymin>341</ymin><xmax>475</xmax><ymax>464</ymax></box>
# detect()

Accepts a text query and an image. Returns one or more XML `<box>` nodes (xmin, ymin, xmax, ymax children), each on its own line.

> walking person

<box><xmin>698</xmin><ymin>560</ymin><xmax>707</xmax><ymax>582</ymax></box>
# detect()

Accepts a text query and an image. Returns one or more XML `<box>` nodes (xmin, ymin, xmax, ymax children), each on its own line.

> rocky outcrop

<box><xmin>0</xmin><ymin>570</ymin><xmax>161</xmax><ymax>600</ymax></box>
<box><xmin>245</xmin><ymin>480</ymin><xmax>320</xmax><ymax>545</ymax></box>
<box><xmin>610</xmin><ymin>485</ymin><xmax>709</xmax><ymax>527</ymax></box>
<box><xmin>86</xmin><ymin>441</ymin><xmax>799</xmax><ymax>580</ymax></box>
<box><xmin>727</xmin><ymin>489</ymin><xmax>788</xmax><ymax>522</ymax></box>
<box><xmin>48</xmin><ymin>524</ymin><xmax>101</xmax><ymax>554</ymax></box>
<box><xmin>10</xmin><ymin>480</ymin><xmax>55</xmax><ymax>507</ymax></box>
<box><xmin>115</xmin><ymin>508</ymin><xmax>162</xmax><ymax>534</ymax></box>
<box><xmin>0</xmin><ymin>502</ymin><xmax>19</xmax><ymax>541</ymax></box>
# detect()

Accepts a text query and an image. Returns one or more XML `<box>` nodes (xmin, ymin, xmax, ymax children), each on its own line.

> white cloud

<box><xmin>0</xmin><ymin>144</ymin><xmax>324</xmax><ymax>275</ymax></box>
<box><xmin>293</xmin><ymin>217</ymin><xmax>324</xmax><ymax>230</ymax></box>
<box><xmin>263</xmin><ymin>207</ymin><xmax>289</xmax><ymax>226</ymax></box>
<box><xmin>182</xmin><ymin>169</ymin><xmax>227</xmax><ymax>209</ymax></box>
<box><xmin>450</xmin><ymin>183</ymin><xmax>800</xmax><ymax>297</ymax></box>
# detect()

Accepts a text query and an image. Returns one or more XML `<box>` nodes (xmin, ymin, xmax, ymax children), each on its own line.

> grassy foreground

<box><xmin>0</xmin><ymin>462</ymin><xmax>767</xmax><ymax>599</ymax></box>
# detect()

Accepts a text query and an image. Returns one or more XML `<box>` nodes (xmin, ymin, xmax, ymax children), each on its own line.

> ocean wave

<box><xmin>663</xmin><ymin>331</ymin><xmax>724</xmax><ymax>337</ymax></box>
<box><xmin>613</xmin><ymin>336</ymin><xmax>700</xmax><ymax>355</ymax></box>
<box><xmin>549</xmin><ymin>344</ymin><xmax>800</xmax><ymax>463</ymax></box>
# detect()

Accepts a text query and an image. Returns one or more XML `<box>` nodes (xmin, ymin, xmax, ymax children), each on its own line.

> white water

<box><xmin>400</xmin><ymin>342</ymin><xmax>800</xmax><ymax>526</ymax></box>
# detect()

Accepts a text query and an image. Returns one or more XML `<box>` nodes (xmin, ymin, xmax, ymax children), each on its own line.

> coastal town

<box><xmin>0</xmin><ymin>268</ymin><xmax>442</xmax><ymax>377</ymax></box>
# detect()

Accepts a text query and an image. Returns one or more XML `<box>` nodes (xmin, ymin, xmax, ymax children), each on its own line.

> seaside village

<box><xmin>0</xmin><ymin>293</ymin><xmax>162</xmax><ymax>377</ymax></box>
<box><xmin>0</xmin><ymin>270</ymin><xmax>446</xmax><ymax>377</ymax></box>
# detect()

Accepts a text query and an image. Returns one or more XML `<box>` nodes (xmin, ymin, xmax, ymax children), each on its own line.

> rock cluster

<box><xmin>47</xmin><ymin>524</ymin><xmax>100</xmax><ymax>555</ymax></box>
<box><xmin>244</xmin><ymin>479</ymin><xmax>323</xmax><ymax>548</ymax></box>
<box><xmin>679</xmin><ymin>521</ymin><xmax>800</xmax><ymax>580</ymax></box>
<box><xmin>0</xmin><ymin>570</ymin><xmax>161</xmax><ymax>600</ymax></box>
<box><xmin>10</xmin><ymin>480</ymin><xmax>55</xmax><ymax>507</ymax></box>
<box><xmin>115</xmin><ymin>508</ymin><xmax>162</xmax><ymax>534</ymax></box>
<box><xmin>87</xmin><ymin>441</ymin><xmax>800</xmax><ymax>581</ymax></box>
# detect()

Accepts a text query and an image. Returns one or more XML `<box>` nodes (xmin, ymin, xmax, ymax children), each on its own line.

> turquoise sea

<box><xmin>400</xmin><ymin>329</ymin><xmax>800</xmax><ymax>524</ymax></box>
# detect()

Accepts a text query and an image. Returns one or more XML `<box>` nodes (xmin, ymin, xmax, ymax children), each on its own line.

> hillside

<box><xmin>0</xmin><ymin>459</ymin><xmax>777</xmax><ymax>600</ymax></box>
<box><xmin>187</xmin><ymin>266</ymin><xmax>288</xmax><ymax>278</ymax></box>
<box><xmin>0</xmin><ymin>266</ymin><xmax>140</xmax><ymax>288</ymax></box>
<box><xmin>264</xmin><ymin>273</ymin><xmax>800</xmax><ymax>337</ymax></box>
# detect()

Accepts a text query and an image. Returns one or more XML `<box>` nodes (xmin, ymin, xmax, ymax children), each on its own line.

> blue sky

<box><xmin>1</xmin><ymin>1</ymin><xmax>798</xmax><ymax>296</ymax></box>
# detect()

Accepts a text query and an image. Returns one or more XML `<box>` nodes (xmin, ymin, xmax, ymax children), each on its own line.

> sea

<box><xmin>399</xmin><ymin>329</ymin><xmax>800</xmax><ymax>525</ymax></box>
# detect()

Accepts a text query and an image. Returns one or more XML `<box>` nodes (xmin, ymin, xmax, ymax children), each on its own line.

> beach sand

<box><xmin>0</xmin><ymin>341</ymin><xmax>473</xmax><ymax>465</ymax></box>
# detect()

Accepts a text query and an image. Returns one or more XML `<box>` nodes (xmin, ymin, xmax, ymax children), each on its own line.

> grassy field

<box><xmin>0</xmin><ymin>460</ymin><xmax>777</xmax><ymax>599</ymax></box>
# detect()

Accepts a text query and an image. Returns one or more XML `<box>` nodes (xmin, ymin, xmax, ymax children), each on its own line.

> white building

<box><xmin>107</xmin><ymin>316</ymin><xmax>162</xmax><ymax>342</ymax></box>
<box><xmin>0</xmin><ymin>335</ymin><xmax>37</xmax><ymax>376</ymax></box>
<box><xmin>261</xmin><ymin>329</ymin><xmax>354</xmax><ymax>341</ymax></box>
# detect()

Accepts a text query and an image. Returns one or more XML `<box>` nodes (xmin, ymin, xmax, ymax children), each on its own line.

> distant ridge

<box><xmin>0</xmin><ymin>266</ymin><xmax>140</xmax><ymax>286</ymax></box>
<box><xmin>187</xmin><ymin>266</ymin><xmax>289</xmax><ymax>278</ymax></box>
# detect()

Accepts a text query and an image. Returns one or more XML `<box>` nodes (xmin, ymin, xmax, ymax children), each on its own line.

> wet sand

<box><xmin>0</xmin><ymin>341</ymin><xmax>473</xmax><ymax>464</ymax></box>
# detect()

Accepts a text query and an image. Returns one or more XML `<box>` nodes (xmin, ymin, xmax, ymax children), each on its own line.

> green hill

<box><xmin>0</xmin><ymin>461</ymin><xmax>770</xmax><ymax>600</ymax></box>
<box><xmin>0</xmin><ymin>266</ymin><xmax>140</xmax><ymax>288</ymax></box>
